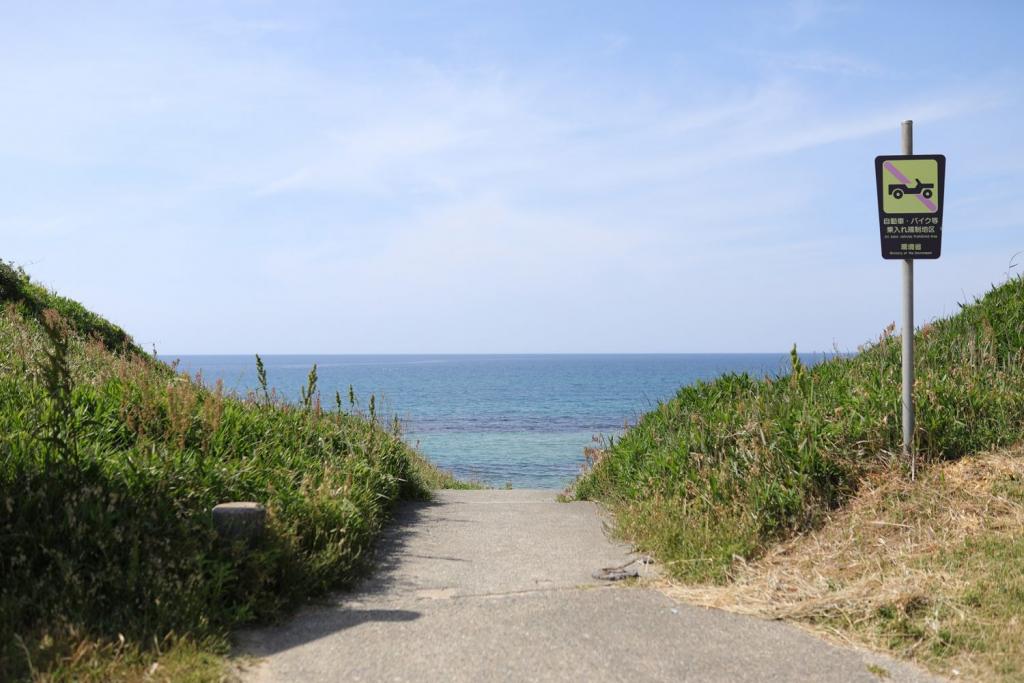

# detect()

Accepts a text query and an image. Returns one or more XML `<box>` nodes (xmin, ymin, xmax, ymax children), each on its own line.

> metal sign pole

<box><xmin>900</xmin><ymin>119</ymin><xmax>915</xmax><ymax>480</ymax></box>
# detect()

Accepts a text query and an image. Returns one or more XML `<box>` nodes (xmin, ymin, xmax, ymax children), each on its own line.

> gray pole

<box><xmin>901</xmin><ymin>120</ymin><xmax>915</xmax><ymax>480</ymax></box>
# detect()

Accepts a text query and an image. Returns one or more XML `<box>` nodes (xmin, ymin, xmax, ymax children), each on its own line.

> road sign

<box><xmin>874</xmin><ymin>154</ymin><xmax>945</xmax><ymax>259</ymax></box>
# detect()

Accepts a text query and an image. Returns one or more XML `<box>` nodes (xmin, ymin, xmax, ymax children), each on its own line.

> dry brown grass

<box><xmin>661</xmin><ymin>449</ymin><xmax>1024</xmax><ymax>681</ymax></box>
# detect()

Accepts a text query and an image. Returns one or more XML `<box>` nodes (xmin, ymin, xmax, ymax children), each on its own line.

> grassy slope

<box><xmin>574</xmin><ymin>275</ymin><xmax>1024</xmax><ymax>582</ymax></box>
<box><xmin>573</xmin><ymin>275</ymin><xmax>1024</xmax><ymax>678</ymax></box>
<box><xmin>0</xmin><ymin>262</ymin><xmax>141</xmax><ymax>357</ymax></box>
<box><xmin>0</xmin><ymin>263</ymin><xmax>461</xmax><ymax>681</ymax></box>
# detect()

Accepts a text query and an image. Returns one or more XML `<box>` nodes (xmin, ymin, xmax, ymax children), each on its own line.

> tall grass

<box><xmin>573</xmin><ymin>276</ymin><xmax>1024</xmax><ymax>583</ymax></box>
<box><xmin>0</xmin><ymin>264</ymin><xmax>459</xmax><ymax>680</ymax></box>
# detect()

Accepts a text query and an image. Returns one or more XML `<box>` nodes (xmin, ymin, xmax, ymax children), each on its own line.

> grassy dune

<box><xmin>0</xmin><ymin>262</ymin><xmax>460</xmax><ymax>681</ymax></box>
<box><xmin>574</xmin><ymin>276</ymin><xmax>1024</xmax><ymax>582</ymax></box>
<box><xmin>573</xmin><ymin>275</ymin><xmax>1024</xmax><ymax>678</ymax></box>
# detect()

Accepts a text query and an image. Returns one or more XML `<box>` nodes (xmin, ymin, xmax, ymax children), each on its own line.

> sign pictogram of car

<box><xmin>888</xmin><ymin>179</ymin><xmax>934</xmax><ymax>200</ymax></box>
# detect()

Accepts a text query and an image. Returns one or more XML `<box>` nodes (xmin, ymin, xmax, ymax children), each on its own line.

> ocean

<box><xmin>165</xmin><ymin>354</ymin><xmax>806</xmax><ymax>489</ymax></box>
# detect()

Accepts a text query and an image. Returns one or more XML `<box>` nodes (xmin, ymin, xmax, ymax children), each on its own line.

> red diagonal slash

<box><xmin>884</xmin><ymin>161</ymin><xmax>938</xmax><ymax>212</ymax></box>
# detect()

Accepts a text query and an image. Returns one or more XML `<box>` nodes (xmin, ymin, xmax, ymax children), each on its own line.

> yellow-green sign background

<box><xmin>881</xmin><ymin>158</ymin><xmax>939</xmax><ymax>214</ymax></box>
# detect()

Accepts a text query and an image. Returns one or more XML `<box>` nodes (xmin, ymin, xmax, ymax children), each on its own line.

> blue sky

<box><xmin>2</xmin><ymin>1</ymin><xmax>1022</xmax><ymax>353</ymax></box>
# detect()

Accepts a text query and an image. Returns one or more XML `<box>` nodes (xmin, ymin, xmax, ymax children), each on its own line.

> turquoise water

<box><xmin>165</xmin><ymin>354</ymin><xmax>808</xmax><ymax>488</ymax></box>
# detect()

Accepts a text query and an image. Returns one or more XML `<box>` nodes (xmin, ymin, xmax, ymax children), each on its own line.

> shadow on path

<box><xmin>235</xmin><ymin>496</ymin><xmax>441</xmax><ymax>657</ymax></box>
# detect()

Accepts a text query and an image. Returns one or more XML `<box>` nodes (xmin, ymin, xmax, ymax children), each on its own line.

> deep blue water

<box><xmin>163</xmin><ymin>354</ymin><xmax>806</xmax><ymax>489</ymax></box>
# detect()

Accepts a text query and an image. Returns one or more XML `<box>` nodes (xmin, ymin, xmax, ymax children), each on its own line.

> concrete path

<box><xmin>236</xmin><ymin>490</ymin><xmax>939</xmax><ymax>682</ymax></box>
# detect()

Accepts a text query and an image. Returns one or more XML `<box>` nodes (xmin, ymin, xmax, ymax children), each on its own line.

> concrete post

<box><xmin>212</xmin><ymin>501</ymin><xmax>266</xmax><ymax>543</ymax></box>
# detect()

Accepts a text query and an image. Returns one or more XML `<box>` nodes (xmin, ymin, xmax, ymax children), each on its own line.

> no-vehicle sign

<box><xmin>874</xmin><ymin>154</ymin><xmax>945</xmax><ymax>259</ymax></box>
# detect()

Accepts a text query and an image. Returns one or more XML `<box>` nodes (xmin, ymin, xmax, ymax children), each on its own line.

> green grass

<box><xmin>937</xmin><ymin>534</ymin><xmax>1024</xmax><ymax>678</ymax></box>
<box><xmin>0</xmin><ymin>263</ymin><xmax>463</xmax><ymax>681</ymax></box>
<box><xmin>886</xmin><ymin>532</ymin><xmax>1024</xmax><ymax>680</ymax></box>
<box><xmin>573</xmin><ymin>275</ymin><xmax>1024</xmax><ymax>583</ymax></box>
<box><xmin>896</xmin><ymin>465</ymin><xmax>1024</xmax><ymax>680</ymax></box>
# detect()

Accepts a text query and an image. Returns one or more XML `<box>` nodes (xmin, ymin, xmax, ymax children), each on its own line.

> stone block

<box><xmin>212</xmin><ymin>501</ymin><xmax>266</xmax><ymax>543</ymax></box>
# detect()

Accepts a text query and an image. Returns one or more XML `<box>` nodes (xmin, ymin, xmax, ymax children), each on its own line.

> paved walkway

<box><xmin>236</xmin><ymin>490</ymin><xmax>939</xmax><ymax>682</ymax></box>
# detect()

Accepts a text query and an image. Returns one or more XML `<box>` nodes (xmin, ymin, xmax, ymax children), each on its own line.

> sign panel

<box><xmin>874</xmin><ymin>154</ymin><xmax>945</xmax><ymax>259</ymax></box>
